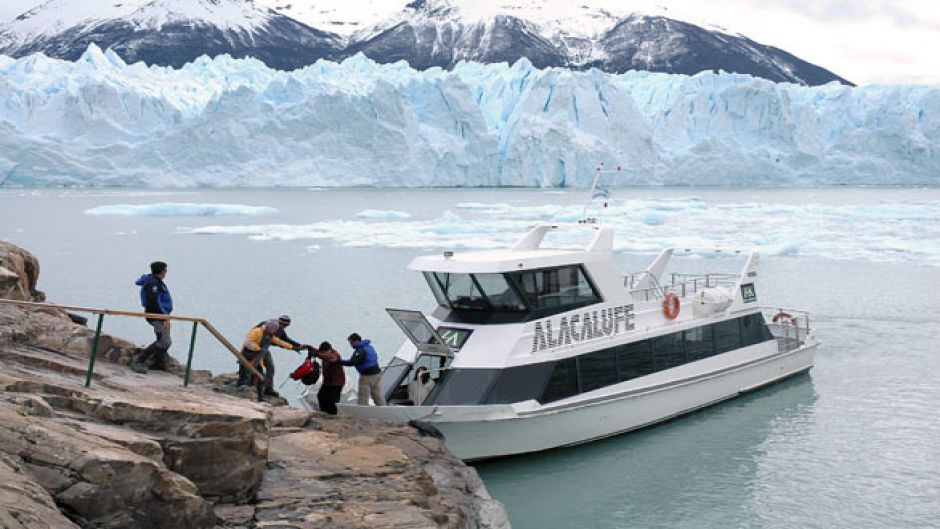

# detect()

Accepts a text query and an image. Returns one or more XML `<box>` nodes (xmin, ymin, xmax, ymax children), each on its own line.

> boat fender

<box><xmin>409</xmin><ymin>420</ymin><xmax>446</xmax><ymax>441</ymax></box>
<box><xmin>772</xmin><ymin>311</ymin><xmax>798</xmax><ymax>327</ymax></box>
<box><xmin>662</xmin><ymin>292</ymin><xmax>681</xmax><ymax>320</ymax></box>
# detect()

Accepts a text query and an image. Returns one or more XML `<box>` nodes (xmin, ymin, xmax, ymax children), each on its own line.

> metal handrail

<box><xmin>0</xmin><ymin>298</ymin><xmax>261</xmax><ymax>387</ymax></box>
<box><xmin>624</xmin><ymin>272</ymin><xmax>740</xmax><ymax>302</ymax></box>
<box><xmin>760</xmin><ymin>306</ymin><xmax>812</xmax><ymax>334</ymax></box>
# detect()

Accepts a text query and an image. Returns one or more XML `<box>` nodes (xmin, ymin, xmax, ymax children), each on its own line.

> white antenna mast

<box><xmin>580</xmin><ymin>162</ymin><xmax>622</xmax><ymax>222</ymax></box>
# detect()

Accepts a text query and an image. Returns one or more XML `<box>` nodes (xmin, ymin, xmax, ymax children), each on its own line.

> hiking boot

<box><xmin>263</xmin><ymin>389</ymin><xmax>281</xmax><ymax>398</ymax></box>
<box><xmin>130</xmin><ymin>362</ymin><xmax>148</xmax><ymax>374</ymax></box>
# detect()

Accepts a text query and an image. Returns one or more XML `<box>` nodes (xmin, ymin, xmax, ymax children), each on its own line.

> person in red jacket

<box><xmin>314</xmin><ymin>341</ymin><xmax>346</xmax><ymax>414</ymax></box>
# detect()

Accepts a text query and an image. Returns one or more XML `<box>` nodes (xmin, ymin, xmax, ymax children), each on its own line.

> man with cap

<box><xmin>250</xmin><ymin>315</ymin><xmax>305</xmax><ymax>398</ymax></box>
<box><xmin>239</xmin><ymin>319</ymin><xmax>304</xmax><ymax>401</ymax></box>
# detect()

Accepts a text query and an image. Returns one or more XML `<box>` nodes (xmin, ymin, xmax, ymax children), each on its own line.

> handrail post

<box><xmin>184</xmin><ymin>321</ymin><xmax>198</xmax><ymax>387</ymax></box>
<box><xmin>85</xmin><ymin>313</ymin><xmax>104</xmax><ymax>387</ymax></box>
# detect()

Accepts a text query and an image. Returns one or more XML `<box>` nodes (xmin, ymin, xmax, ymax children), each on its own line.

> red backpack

<box><xmin>290</xmin><ymin>358</ymin><xmax>321</xmax><ymax>386</ymax></box>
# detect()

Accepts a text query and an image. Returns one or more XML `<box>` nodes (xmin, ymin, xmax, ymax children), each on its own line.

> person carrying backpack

<box><xmin>314</xmin><ymin>341</ymin><xmax>346</xmax><ymax>414</ymax></box>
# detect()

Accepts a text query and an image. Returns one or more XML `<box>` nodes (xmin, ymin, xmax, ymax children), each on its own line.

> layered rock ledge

<box><xmin>0</xmin><ymin>242</ymin><xmax>510</xmax><ymax>529</ymax></box>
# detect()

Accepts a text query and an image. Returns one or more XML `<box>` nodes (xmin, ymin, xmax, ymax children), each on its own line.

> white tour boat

<box><xmin>305</xmin><ymin>222</ymin><xmax>818</xmax><ymax>461</ymax></box>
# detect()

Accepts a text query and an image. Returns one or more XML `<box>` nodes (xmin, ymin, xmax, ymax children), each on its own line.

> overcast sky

<box><xmin>1</xmin><ymin>0</ymin><xmax>937</xmax><ymax>85</ymax></box>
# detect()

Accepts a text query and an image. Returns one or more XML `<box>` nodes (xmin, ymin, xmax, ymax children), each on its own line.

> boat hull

<box><xmin>338</xmin><ymin>343</ymin><xmax>817</xmax><ymax>461</ymax></box>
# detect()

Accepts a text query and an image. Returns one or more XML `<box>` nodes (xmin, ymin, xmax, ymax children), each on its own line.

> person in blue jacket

<box><xmin>340</xmin><ymin>332</ymin><xmax>386</xmax><ymax>406</ymax></box>
<box><xmin>131</xmin><ymin>261</ymin><xmax>173</xmax><ymax>373</ymax></box>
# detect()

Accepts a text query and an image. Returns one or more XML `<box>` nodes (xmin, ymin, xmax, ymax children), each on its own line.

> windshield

<box><xmin>425</xmin><ymin>272</ymin><xmax>527</xmax><ymax>312</ymax></box>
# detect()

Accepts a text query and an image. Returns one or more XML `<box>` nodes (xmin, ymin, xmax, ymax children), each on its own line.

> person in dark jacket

<box><xmin>131</xmin><ymin>261</ymin><xmax>173</xmax><ymax>374</ymax></box>
<box><xmin>314</xmin><ymin>341</ymin><xmax>346</xmax><ymax>414</ymax></box>
<box><xmin>250</xmin><ymin>315</ymin><xmax>303</xmax><ymax>398</ymax></box>
<box><xmin>340</xmin><ymin>333</ymin><xmax>386</xmax><ymax>406</ymax></box>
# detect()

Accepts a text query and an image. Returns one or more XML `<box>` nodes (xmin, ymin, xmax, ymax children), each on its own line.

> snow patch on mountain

<box><xmin>2</xmin><ymin>0</ymin><xmax>274</xmax><ymax>49</ymax></box>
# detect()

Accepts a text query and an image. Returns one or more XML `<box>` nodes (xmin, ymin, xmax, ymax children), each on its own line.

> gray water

<box><xmin>2</xmin><ymin>187</ymin><xmax>938</xmax><ymax>528</ymax></box>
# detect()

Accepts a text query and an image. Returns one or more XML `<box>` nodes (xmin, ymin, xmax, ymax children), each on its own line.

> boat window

<box><xmin>652</xmin><ymin>333</ymin><xmax>685</xmax><ymax>371</ymax></box>
<box><xmin>740</xmin><ymin>313</ymin><xmax>773</xmax><ymax>346</ymax></box>
<box><xmin>484</xmin><ymin>363</ymin><xmax>555</xmax><ymax>404</ymax></box>
<box><xmin>426</xmin><ymin>272</ymin><xmax>527</xmax><ymax>313</ymax></box>
<box><xmin>579</xmin><ymin>349</ymin><xmax>619</xmax><ymax>393</ymax></box>
<box><xmin>684</xmin><ymin>326</ymin><xmax>715</xmax><ymax>361</ymax></box>
<box><xmin>508</xmin><ymin>265</ymin><xmax>601</xmax><ymax>311</ymax></box>
<box><xmin>539</xmin><ymin>358</ymin><xmax>579</xmax><ymax>403</ymax></box>
<box><xmin>616</xmin><ymin>340</ymin><xmax>653</xmax><ymax>381</ymax></box>
<box><xmin>425</xmin><ymin>369</ymin><xmax>500</xmax><ymax>405</ymax></box>
<box><xmin>713</xmin><ymin>319</ymin><xmax>743</xmax><ymax>354</ymax></box>
<box><xmin>474</xmin><ymin>273</ymin><xmax>528</xmax><ymax>311</ymax></box>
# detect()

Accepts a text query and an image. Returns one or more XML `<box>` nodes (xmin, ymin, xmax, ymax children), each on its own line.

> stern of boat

<box><xmin>763</xmin><ymin>308</ymin><xmax>818</xmax><ymax>353</ymax></box>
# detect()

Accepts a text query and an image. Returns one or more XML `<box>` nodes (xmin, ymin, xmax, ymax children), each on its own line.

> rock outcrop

<box><xmin>0</xmin><ymin>242</ymin><xmax>44</xmax><ymax>302</ymax></box>
<box><xmin>0</xmin><ymin>241</ymin><xmax>510</xmax><ymax>529</ymax></box>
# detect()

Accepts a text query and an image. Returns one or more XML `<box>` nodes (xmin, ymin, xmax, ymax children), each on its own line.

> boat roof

<box><xmin>408</xmin><ymin>224</ymin><xmax>615</xmax><ymax>274</ymax></box>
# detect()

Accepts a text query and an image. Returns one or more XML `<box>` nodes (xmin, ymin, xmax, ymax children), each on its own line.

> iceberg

<box><xmin>184</xmin><ymin>197</ymin><xmax>940</xmax><ymax>266</ymax></box>
<box><xmin>355</xmin><ymin>209</ymin><xmax>413</xmax><ymax>220</ymax></box>
<box><xmin>0</xmin><ymin>45</ymin><xmax>938</xmax><ymax>187</ymax></box>
<box><xmin>84</xmin><ymin>202</ymin><xmax>278</xmax><ymax>216</ymax></box>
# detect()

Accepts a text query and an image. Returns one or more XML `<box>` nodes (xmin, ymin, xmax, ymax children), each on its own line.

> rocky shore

<box><xmin>0</xmin><ymin>241</ymin><xmax>510</xmax><ymax>529</ymax></box>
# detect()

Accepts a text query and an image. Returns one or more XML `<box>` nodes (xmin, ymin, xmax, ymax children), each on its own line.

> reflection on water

<box><xmin>475</xmin><ymin>375</ymin><xmax>818</xmax><ymax>529</ymax></box>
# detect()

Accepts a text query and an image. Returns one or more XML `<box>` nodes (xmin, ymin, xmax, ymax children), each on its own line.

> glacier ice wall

<box><xmin>0</xmin><ymin>45</ymin><xmax>937</xmax><ymax>187</ymax></box>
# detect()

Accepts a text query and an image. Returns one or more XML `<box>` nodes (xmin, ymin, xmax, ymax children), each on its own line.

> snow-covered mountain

<box><xmin>0</xmin><ymin>0</ymin><xmax>342</xmax><ymax>70</ymax></box>
<box><xmin>595</xmin><ymin>14</ymin><xmax>848</xmax><ymax>86</ymax></box>
<box><xmin>0</xmin><ymin>0</ymin><xmax>850</xmax><ymax>84</ymax></box>
<box><xmin>344</xmin><ymin>0</ymin><xmax>565</xmax><ymax>70</ymax></box>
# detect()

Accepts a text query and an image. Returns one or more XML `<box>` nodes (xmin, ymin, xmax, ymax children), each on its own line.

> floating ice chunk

<box><xmin>355</xmin><ymin>209</ymin><xmax>413</xmax><ymax>220</ymax></box>
<box><xmin>181</xmin><ymin>196</ymin><xmax>940</xmax><ymax>267</ymax></box>
<box><xmin>85</xmin><ymin>202</ymin><xmax>278</xmax><ymax>217</ymax></box>
<box><xmin>455</xmin><ymin>202</ymin><xmax>512</xmax><ymax>210</ymax></box>
<box><xmin>642</xmin><ymin>213</ymin><xmax>666</xmax><ymax>225</ymax></box>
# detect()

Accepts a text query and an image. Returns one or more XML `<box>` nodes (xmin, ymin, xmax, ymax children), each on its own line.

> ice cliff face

<box><xmin>0</xmin><ymin>47</ymin><xmax>936</xmax><ymax>187</ymax></box>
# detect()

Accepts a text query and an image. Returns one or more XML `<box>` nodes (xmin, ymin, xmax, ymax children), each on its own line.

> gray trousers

<box><xmin>137</xmin><ymin>320</ymin><xmax>170</xmax><ymax>368</ymax></box>
<box><xmin>150</xmin><ymin>320</ymin><xmax>172</xmax><ymax>349</ymax></box>
<box><xmin>260</xmin><ymin>349</ymin><xmax>275</xmax><ymax>388</ymax></box>
<box><xmin>357</xmin><ymin>373</ymin><xmax>386</xmax><ymax>406</ymax></box>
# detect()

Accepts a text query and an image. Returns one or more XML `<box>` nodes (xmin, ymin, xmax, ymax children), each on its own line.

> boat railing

<box><xmin>760</xmin><ymin>307</ymin><xmax>812</xmax><ymax>353</ymax></box>
<box><xmin>624</xmin><ymin>272</ymin><xmax>740</xmax><ymax>302</ymax></box>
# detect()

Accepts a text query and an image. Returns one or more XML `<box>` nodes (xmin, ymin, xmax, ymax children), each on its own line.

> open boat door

<box><xmin>385</xmin><ymin>308</ymin><xmax>453</xmax><ymax>357</ymax></box>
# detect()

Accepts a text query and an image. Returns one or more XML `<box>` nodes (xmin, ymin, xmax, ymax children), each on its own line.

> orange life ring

<box><xmin>662</xmin><ymin>292</ymin><xmax>680</xmax><ymax>320</ymax></box>
<box><xmin>772</xmin><ymin>311</ymin><xmax>798</xmax><ymax>327</ymax></box>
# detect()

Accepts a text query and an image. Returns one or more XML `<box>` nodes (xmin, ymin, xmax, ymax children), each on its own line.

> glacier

<box><xmin>0</xmin><ymin>45</ymin><xmax>937</xmax><ymax>187</ymax></box>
